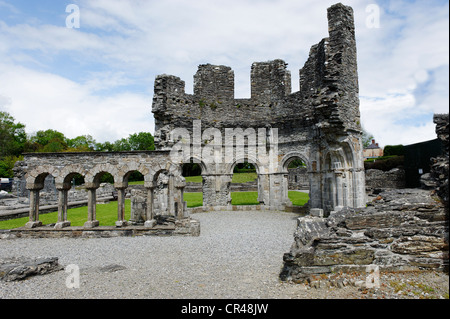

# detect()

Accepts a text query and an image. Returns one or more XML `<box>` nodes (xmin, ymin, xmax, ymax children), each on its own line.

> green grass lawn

<box><xmin>0</xmin><ymin>175</ymin><xmax>309</xmax><ymax>229</ymax></box>
<box><xmin>0</xmin><ymin>200</ymin><xmax>131</xmax><ymax>230</ymax></box>
<box><xmin>183</xmin><ymin>190</ymin><xmax>309</xmax><ymax>207</ymax></box>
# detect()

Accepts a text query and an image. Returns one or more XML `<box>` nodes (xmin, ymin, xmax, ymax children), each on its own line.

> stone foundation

<box><xmin>1</xmin><ymin>218</ymin><xmax>200</xmax><ymax>239</ymax></box>
<box><xmin>280</xmin><ymin>189</ymin><xmax>449</xmax><ymax>282</ymax></box>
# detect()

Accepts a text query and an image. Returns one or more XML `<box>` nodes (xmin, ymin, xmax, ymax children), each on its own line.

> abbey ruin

<box><xmin>3</xmin><ymin>4</ymin><xmax>448</xmax><ymax>277</ymax></box>
<box><xmin>7</xmin><ymin>3</ymin><xmax>365</xmax><ymax>234</ymax></box>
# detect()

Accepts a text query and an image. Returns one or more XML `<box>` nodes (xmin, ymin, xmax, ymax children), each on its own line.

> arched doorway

<box><xmin>280</xmin><ymin>153</ymin><xmax>311</xmax><ymax>210</ymax></box>
<box><xmin>181</xmin><ymin>159</ymin><xmax>204</xmax><ymax>208</ymax></box>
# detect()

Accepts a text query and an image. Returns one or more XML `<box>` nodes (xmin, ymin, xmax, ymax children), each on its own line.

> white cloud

<box><xmin>0</xmin><ymin>0</ymin><xmax>448</xmax><ymax>148</ymax></box>
<box><xmin>0</xmin><ymin>64</ymin><xmax>153</xmax><ymax>142</ymax></box>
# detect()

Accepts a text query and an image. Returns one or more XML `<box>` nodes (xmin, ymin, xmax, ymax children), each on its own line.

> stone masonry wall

<box><xmin>365</xmin><ymin>168</ymin><xmax>406</xmax><ymax>190</ymax></box>
<box><xmin>280</xmin><ymin>114</ymin><xmax>449</xmax><ymax>281</ymax></box>
<box><xmin>280</xmin><ymin>189</ymin><xmax>448</xmax><ymax>282</ymax></box>
<box><xmin>151</xmin><ymin>3</ymin><xmax>367</xmax><ymax>213</ymax></box>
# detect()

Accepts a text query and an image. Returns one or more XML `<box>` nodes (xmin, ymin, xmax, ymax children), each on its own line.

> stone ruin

<box><xmin>2</xmin><ymin>3</ymin><xmax>366</xmax><ymax>239</ymax></box>
<box><xmin>152</xmin><ymin>3</ymin><xmax>366</xmax><ymax>215</ymax></box>
<box><xmin>0</xmin><ymin>2</ymin><xmax>447</xmax><ymax>282</ymax></box>
<box><xmin>280</xmin><ymin>114</ymin><xmax>449</xmax><ymax>281</ymax></box>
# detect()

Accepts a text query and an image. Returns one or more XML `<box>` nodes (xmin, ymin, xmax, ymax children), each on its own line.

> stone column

<box><xmin>167</xmin><ymin>174</ymin><xmax>174</xmax><ymax>216</ymax></box>
<box><xmin>25</xmin><ymin>189</ymin><xmax>42</xmax><ymax>228</ymax></box>
<box><xmin>334</xmin><ymin>171</ymin><xmax>344</xmax><ymax>211</ymax></box>
<box><xmin>84</xmin><ymin>188</ymin><xmax>99</xmax><ymax>228</ymax></box>
<box><xmin>174</xmin><ymin>177</ymin><xmax>186</xmax><ymax>220</ymax></box>
<box><xmin>115</xmin><ymin>187</ymin><xmax>128</xmax><ymax>227</ymax></box>
<box><xmin>144</xmin><ymin>185</ymin><xmax>155</xmax><ymax>228</ymax></box>
<box><xmin>55</xmin><ymin>188</ymin><xmax>71</xmax><ymax>229</ymax></box>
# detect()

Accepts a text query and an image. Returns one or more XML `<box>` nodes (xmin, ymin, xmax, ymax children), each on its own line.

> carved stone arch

<box><xmin>56</xmin><ymin>164</ymin><xmax>87</xmax><ymax>189</ymax></box>
<box><xmin>181</xmin><ymin>154</ymin><xmax>209</xmax><ymax>175</ymax></box>
<box><xmin>225</xmin><ymin>155</ymin><xmax>262</xmax><ymax>175</ymax></box>
<box><xmin>280</xmin><ymin>151</ymin><xmax>311</xmax><ymax>173</ymax></box>
<box><xmin>85</xmin><ymin>164</ymin><xmax>117</xmax><ymax>188</ymax></box>
<box><xmin>25</xmin><ymin>165</ymin><xmax>58</xmax><ymax>190</ymax></box>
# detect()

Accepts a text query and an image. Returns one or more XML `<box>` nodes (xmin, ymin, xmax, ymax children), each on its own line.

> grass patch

<box><xmin>0</xmin><ymin>200</ymin><xmax>131</xmax><ymax>230</ymax></box>
<box><xmin>231</xmin><ymin>172</ymin><xmax>257</xmax><ymax>183</ymax></box>
<box><xmin>183</xmin><ymin>192</ymin><xmax>203</xmax><ymax>208</ymax></box>
<box><xmin>185</xmin><ymin>176</ymin><xmax>203</xmax><ymax>183</ymax></box>
<box><xmin>288</xmin><ymin>191</ymin><xmax>310</xmax><ymax>206</ymax></box>
<box><xmin>231</xmin><ymin>191</ymin><xmax>259</xmax><ymax>205</ymax></box>
<box><xmin>183</xmin><ymin>191</ymin><xmax>309</xmax><ymax>207</ymax></box>
<box><xmin>0</xmin><ymin>190</ymin><xmax>310</xmax><ymax>230</ymax></box>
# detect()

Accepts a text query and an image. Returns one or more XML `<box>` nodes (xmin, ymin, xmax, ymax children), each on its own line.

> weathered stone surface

<box><xmin>0</xmin><ymin>257</ymin><xmax>62</xmax><ymax>281</ymax></box>
<box><xmin>281</xmin><ymin>188</ymin><xmax>448</xmax><ymax>282</ymax></box>
<box><xmin>99</xmin><ymin>264</ymin><xmax>127</xmax><ymax>273</ymax></box>
<box><xmin>151</xmin><ymin>3</ymin><xmax>366</xmax><ymax>214</ymax></box>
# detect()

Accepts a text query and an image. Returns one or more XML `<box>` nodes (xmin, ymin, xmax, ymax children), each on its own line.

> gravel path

<box><xmin>0</xmin><ymin>210</ymin><xmax>448</xmax><ymax>299</ymax></box>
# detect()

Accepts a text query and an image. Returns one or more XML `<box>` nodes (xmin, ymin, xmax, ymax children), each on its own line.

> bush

<box><xmin>364</xmin><ymin>155</ymin><xmax>404</xmax><ymax>171</ymax></box>
<box><xmin>384</xmin><ymin>144</ymin><xmax>405</xmax><ymax>157</ymax></box>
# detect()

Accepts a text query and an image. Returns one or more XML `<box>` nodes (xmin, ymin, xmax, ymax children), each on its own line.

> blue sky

<box><xmin>0</xmin><ymin>0</ymin><xmax>448</xmax><ymax>146</ymax></box>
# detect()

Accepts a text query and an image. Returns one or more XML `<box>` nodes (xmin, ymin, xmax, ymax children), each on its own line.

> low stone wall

<box><xmin>184</xmin><ymin>181</ymin><xmax>258</xmax><ymax>193</ymax></box>
<box><xmin>288</xmin><ymin>167</ymin><xmax>309</xmax><ymax>189</ymax></box>
<box><xmin>280</xmin><ymin>189</ymin><xmax>448</xmax><ymax>282</ymax></box>
<box><xmin>1</xmin><ymin>218</ymin><xmax>200</xmax><ymax>239</ymax></box>
<box><xmin>365</xmin><ymin>168</ymin><xmax>405</xmax><ymax>190</ymax></box>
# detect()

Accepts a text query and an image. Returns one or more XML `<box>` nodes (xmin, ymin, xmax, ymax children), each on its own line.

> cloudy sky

<box><xmin>0</xmin><ymin>0</ymin><xmax>448</xmax><ymax>147</ymax></box>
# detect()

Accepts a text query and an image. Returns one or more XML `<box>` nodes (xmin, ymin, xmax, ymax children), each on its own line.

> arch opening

<box><xmin>181</xmin><ymin>160</ymin><xmax>204</xmax><ymax>208</ymax></box>
<box><xmin>283</xmin><ymin>156</ymin><xmax>310</xmax><ymax>208</ymax></box>
<box><xmin>230</xmin><ymin>160</ymin><xmax>260</xmax><ymax>206</ymax></box>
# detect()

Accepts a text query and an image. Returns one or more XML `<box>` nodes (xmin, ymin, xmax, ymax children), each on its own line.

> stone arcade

<box><xmin>12</xmin><ymin>3</ymin><xmax>366</xmax><ymax>235</ymax></box>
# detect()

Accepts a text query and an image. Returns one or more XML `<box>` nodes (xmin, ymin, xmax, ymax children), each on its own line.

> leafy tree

<box><xmin>127</xmin><ymin>132</ymin><xmax>155</xmax><ymax>151</ymax></box>
<box><xmin>362</xmin><ymin>126</ymin><xmax>374</xmax><ymax>148</ymax></box>
<box><xmin>66</xmin><ymin>135</ymin><xmax>96</xmax><ymax>152</ymax></box>
<box><xmin>29</xmin><ymin>129</ymin><xmax>67</xmax><ymax>153</ymax></box>
<box><xmin>95</xmin><ymin>141</ymin><xmax>115</xmax><ymax>152</ymax></box>
<box><xmin>0</xmin><ymin>111</ymin><xmax>27</xmax><ymax>158</ymax></box>
<box><xmin>0</xmin><ymin>155</ymin><xmax>23</xmax><ymax>178</ymax></box>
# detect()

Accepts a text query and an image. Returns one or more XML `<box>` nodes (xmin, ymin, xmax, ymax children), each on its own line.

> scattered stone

<box><xmin>98</xmin><ymin>264</ymin><xmax>127</xmax><ymax>273</ymax></box>
<box><xmin>0</xmin><ymin>257</ymin><xmax>62</xmax><ymax>282</ymax></box>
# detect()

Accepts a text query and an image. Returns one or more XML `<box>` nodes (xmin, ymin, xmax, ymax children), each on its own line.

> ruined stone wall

<box><xmin>365</xmin><ymin>168</ymin><xmax>406</xmax><ymax>190</ymax></box>
<box><xmin>152</xmin><ymin>3</ymin><xmax>366</xmax><ymax>213</ymax></box>
<box><xmin>281</xmin><ymin>114</ymin><xmax>450</xmax><ymax>281</ymax></box>
<box><xmin>288</xmin><ymin>167</ymin><xmax>309</xmax><ymax>189</ymax></box>
<box><xmin>430</xmin><ymin>114</ymin><xmax>449</xmax><ymax>212</ymax></box>
<box><xmin>280</xmin><ymin>189</ymin><xmax>448</xmax><ymax>282</ymax></box>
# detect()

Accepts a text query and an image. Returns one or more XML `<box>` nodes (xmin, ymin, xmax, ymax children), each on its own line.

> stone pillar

<box><xmin>115</xmin><ymin>187</ymin><xmax>128</xmax><ymax>227</ymax></box>
<box><xmin>25</xmin><ymin>189</ymin><xmax>42</xmax><ymax>228</ymax></box>
<box><xmin>335</xmin><ymin>171</ymin><xmax>344</xmax><ymax>210</ymax></box>
<box><xmin>144</xmin><ymin>186</ymin><xmax>155</xmax><ymax>228</ymax></box>
<box><xmin>55</xmin><ymin>188</ymin><xmax>71</xmax><ymax>229</ymax></box>
<box><xmin>282</xmin><ymin>173</ymin><xmax>290</xmax><ymax>206</ymax></box>
<box><xmin>174</xmin><ymin>177</ymin><xmax>187</xmax><ymax>220</ymax></box>
<box><xmin>84</xmin><ymin>188</ymin><xmax>99</xmax><ymax>228</ymax></box>
<box><xmin>167</xmin><ymin>174</ymin><xmax>174</xmax><ymax>216</ymax></box>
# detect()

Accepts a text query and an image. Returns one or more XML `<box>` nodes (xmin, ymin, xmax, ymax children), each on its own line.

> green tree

<box><xmin>110</xmin><ymin>132</ymin><xmax>155</xmax><ymax>152</ymax></box>
<box><xmin>0</xmin><ymin>155</ymin><xmax>23</xmax><ymax>178</ymax></box>
<box><xmin>362</xmin><ymin>126</ymin><xmax>374</xmax><ymax>148</ymax></box>
<box><xmin>95</xmin><ymin>141</ymin><xmax>115</xmax><ymax>152</ymax></box>
<box><xmin>66</xmin><ymin>135</ymin><xmax>96</xmax><ymax>152</ymax></box>
<box><xmin>29</xmin><ymin>129</ymin><xmax>67</xmax><ymax>153</ymax></box>
<box><xmin>128</xmin><ymin>132</ymin><xmax>155</xmax><ymax>151</ymax></box>
<box><xmin>0</xmin><ymin>111</ymin><xmax>27</xmax><ymax>157</ymax></box>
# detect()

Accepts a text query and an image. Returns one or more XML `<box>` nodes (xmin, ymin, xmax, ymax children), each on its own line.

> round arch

<box><xmin>280</xmin><ymin>152</ymin><xmax>311</xmax><ymax>173</ymax></box>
